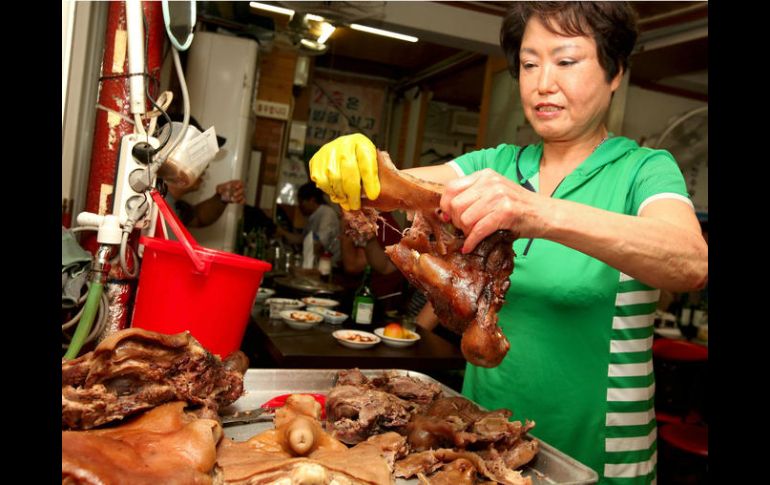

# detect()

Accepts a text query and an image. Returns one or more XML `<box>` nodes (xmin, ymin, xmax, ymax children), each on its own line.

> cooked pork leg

<box><xmin>352</xmin><ymin>151</ymin><xmax>515</xmax><ymax>368</ymax></box>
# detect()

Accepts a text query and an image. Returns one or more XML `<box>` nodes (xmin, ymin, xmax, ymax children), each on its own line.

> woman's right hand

<box><xmin>440</xmin><ymin>168</ymin><xmax>548</xmax><ymax>253</ymax></box>
<box><xmin>309</xmin><ymin>133</ymin><xmax>380</xmax><ymax>211</ymax></box>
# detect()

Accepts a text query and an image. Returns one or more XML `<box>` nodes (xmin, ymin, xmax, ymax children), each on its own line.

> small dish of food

<box><xmin>254</xmin><ymin>287</ymin><xmax>276</xmax><ymax>304</ymax></box>
<box><xmin>301</xmin><ymin>296</ymin><xmax>340</xmax><ymax>308</ymax></box>
<box><xmin>265</xmin><ymin>298</ymin><xmax>305</xmax><ymax>319</ymax></box>
<box><xmin>332</xmin><ymin>329</ymin><xmax>380</xmax><ymax>349</ymax></box>
<box><xmin>374</xmin><ymin>324</ymin><xmax>421</xmax><ymax>348</ymax></box>
<box><xmin>280</xmin><ymin>310</ymin><xmax>324</xmax><ymax>330</ymax></box>
<box><xmin>306</xmin><ymin>306</ymin><xmax>348</xmax><ymax>324</ymax></box>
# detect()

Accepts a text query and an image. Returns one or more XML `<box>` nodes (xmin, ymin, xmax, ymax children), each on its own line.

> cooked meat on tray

<box><xmin>215</xmin><ymin>393</ymin><xmax>408</xmax><ymax>484</ymax></box>
<box><xmin>326</xmin><ymin>369</ymin><xmax>539</xmax><ymax>484</ymax></box>
<box><xmin>62</xmin><ymin>328</ymin><xmax>248</xmax><ymax>430</ymax></box>
<box><xmin>62</xmin><ymin>364</ymin><xmax>539</xmax><ymax>484</ymax></box>
<box><xmin>62</xmin><ymin>401</ymin><xmax>223</xmax><ymax>485</ymax></box>
<box><xmin>343</xmin><ymin>151</ymin><xmax>516</xmax><ymax>368</ymax></box>
<box><xmin>400</xmin><ymin>397</ymin><xmax>538</xmax><ymax>484</ymax></box>
<box><xmin>396</xmin><ymin>448</ymin><xmax>533</xmax><ymax>485</ymax></box>
<box><xmin>326</xmin><ymin>369</ymin><xmax>445</xmax><ymax>444</ymax></box>
<box><xmin>338</xmin><ymin>368</ymin><xmax>443</xmax><ymax>405</ymax></box>
<box><xmin>406</xmin><ymin>396</ymin><xmax>535</xmax><ymax>451</ymax></box>
<box><xmin>326</xmin><ymin>381</ymin><xmax>417</xmax><ymax>445</ymax></box>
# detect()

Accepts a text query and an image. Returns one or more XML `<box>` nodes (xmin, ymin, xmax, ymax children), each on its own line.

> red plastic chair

<box><xmin>658</xmin><ymin>423</ymin><xmax>708</xmax><ymax>457</ymax></box>
<box><xmin>652</xmin><ymin>338</ymin><xmax>708</xmax><ymax>424</ymax></box>
<box><xmin>653</xmin><ymin>337</ymin><xmax>709</xmax><ymax>482</ymax></box>
<box><xmin>653</xmin><ymin>338</ymin><xmax>708</xmax><ymax>362</ymax></box>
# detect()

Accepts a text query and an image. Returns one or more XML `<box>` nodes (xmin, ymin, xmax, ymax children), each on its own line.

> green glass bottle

<box><xmin>351</xmin><ymin>266</ymin><xmax>375</xmax><ymax>325</ymax></box>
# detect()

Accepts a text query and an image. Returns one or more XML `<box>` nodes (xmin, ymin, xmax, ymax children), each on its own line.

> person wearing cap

<box><xmin>276</xmin><ymin>182</ymin><xmax>341</xmax><ymax>265</ymax></box>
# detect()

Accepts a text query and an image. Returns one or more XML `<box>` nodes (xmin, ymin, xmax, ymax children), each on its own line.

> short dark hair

<box><xmin>500</xmin><ymin>1</ymin><xmax>638</xmax><ymax>83</ymax></box>
<box><xmin>298</xmin><ymin>182</ymin><xmax>325</xmax><ymax>204</ymax></box>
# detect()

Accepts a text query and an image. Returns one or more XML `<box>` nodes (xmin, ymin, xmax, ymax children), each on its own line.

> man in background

<box><xmin>276</xmin><ymin>182</ymin><xmax>341</xmax><ymax>265</ymax></box>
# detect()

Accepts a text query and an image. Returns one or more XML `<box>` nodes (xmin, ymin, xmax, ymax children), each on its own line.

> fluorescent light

<box><xmin>249</xmin><ymin>2</ymin><xmax>295</xmax><ymax>19</ymax></box>
<box><xmin>350</xmin><ymin>23</ymin><xmax>418</xmax><ymax>42</ymax></box>
<box><xmin>300</xmin><ymin>38</ymin><xmax>326</xmax><ymax>52</ymax></box>
<box><xmin>305</xmin><ymin>13</ymin><xmax>324</xmax><ymax>22</ymax></box>
<box><xmin>317</xmin><ymin>22</ymin><xmax>336</xmax><ymax>44</ymax></box>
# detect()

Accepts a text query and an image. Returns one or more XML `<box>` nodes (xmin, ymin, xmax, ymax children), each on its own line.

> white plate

<box><xmin>301</xmin><ymin>297</ymin><xmax>339</xmax><ymax>308</ymax></box>
<box><xmin>280</xmin><ymin>310</ymin><xmax>323</xmax><ymax>330</ymax></box>
<box><xmin>306</xmin><ymin>306</ymin><xmax>348</xmax><ymax>324</ymax></box>
<box><xmin>654</xmin><ymin>327</ymin><xmax>682</xmax><ymax>339</ymax></box>
<box><xmin>332</xmin><ymin>329</ymin><xmax>380</xmax><ymax>349</ymax></box>
<box><xmin>266</xmin><ymin>297</ymin><xmax>304</xmax><ymax>306</ymax></box>
<box><xmin>374</xmin><ymin>327</ymin><xmax>421</xmax><ymax>348</ymax></box>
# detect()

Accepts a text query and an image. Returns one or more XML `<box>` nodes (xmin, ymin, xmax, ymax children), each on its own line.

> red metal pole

<box><xmin>82</xmin><ymin>1</ymin><xmax>164</xmax><ymax>235</ymax></box>
<box><xmin>79</xmin><ymin>1</ymin><xmax>165</xmax><ymax>339</ymax></box>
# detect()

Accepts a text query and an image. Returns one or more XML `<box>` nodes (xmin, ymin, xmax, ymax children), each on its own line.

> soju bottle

<box><xmin>351</xmin><ymin>266</ymin><xmax>375</xmax><ymax>325</ymax></box>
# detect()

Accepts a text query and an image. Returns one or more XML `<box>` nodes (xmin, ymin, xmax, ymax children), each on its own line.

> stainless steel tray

<box><xmin>223</xmin><ymin>369</ymin><xmax>598</xmax><ymax>485</ymax></box>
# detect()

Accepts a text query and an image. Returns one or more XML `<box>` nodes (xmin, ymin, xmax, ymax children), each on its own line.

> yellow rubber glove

<box><xmin>309</xmin><ymin>133</ymin><xmax>379</xmax><ymax>211</ymax></box>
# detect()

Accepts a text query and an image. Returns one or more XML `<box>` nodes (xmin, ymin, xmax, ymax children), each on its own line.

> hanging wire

<box><xmin>143</xmin><ymin>10</ymin><xmax>173</xmax><ymax>151</ymax></box>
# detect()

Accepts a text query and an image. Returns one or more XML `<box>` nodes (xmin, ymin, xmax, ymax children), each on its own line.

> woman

<box><xmin>309</xmin><ymin>2</ymin><xmax>708</xmax><ymax>483</ymax></box>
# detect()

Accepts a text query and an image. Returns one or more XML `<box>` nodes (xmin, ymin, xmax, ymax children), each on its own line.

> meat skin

<box><xmin>62</xmin><ymin>328</ymin><xmax>247</xmax><ymax>429</ymax></box>
<box><xmin>62</xmin><ymin>402</ymin><xmax>223</xmax><ymax>485</ymax></box>
<box><xmin>215</xmin><ymin>392</ymin><xmax>407</xmax><ymax>484</ymax></box>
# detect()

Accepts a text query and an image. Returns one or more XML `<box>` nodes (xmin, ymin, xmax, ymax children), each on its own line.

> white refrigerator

<box><xmin>181</xmin><ymin>31</ymin><xmax>259</xmax><ymax>252</ymax></box>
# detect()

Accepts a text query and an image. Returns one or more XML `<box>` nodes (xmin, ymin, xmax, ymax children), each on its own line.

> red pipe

<box><xmin>79</xmin><ymin>1</ymin><xmax>165</xmax><ymax>338</ymax></box>
<box><xmin>82</xmin><ymin>0</ymin><xmax>164</xmax><ymax>253</ymax></box>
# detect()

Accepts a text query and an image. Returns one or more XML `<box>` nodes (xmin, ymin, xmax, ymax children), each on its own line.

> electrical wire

<box><xmin>118</xmin><ymin>192</ymin><xmax>150</xmax><ymax>277</ymax></box>
<box><xmin>95</xmin><ymin>104</ymin><xmax>135</xmax><ymax>124</ymax></box>
<box><xmin>147</xmin><ymin>91</ymin><xmax>174</xmax><ymax>138</ymax></box>
<box><xmin>120</xmin><ymin>231</ymin><xmax>140</xmax><ymax>278</ymax></box>
<box><xmin>134</xmin><ymin>113</ymin><xmax>147</xmax><ymax>136</ymax></box>
<box><xmin>158</xmin><ymin>47</ymin><xmax>191</xmax><ymax>164</ymax></box>
<box><xmin>114</xmin><ymin>14</ymin><xmax>193</xmax><ymax>277</ymax></box>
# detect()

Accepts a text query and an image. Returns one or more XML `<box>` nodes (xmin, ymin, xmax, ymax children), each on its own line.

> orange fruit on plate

<box><xmin>383</xmin><ymin>323</ymin><xmax>404</xmax><ymax>339</ymax></box>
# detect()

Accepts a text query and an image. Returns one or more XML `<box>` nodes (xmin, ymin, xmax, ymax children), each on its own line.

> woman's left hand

<box><xmin>440</xmin><ymin>169</ymin><xmax>547</xmax><ymax>253</ymax></box>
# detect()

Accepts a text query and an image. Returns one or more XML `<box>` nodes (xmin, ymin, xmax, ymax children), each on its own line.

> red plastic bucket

<box><xmin>131</xmin><ymin>190</ymin><xmax>271</xmax><ymax>358</ymax></box>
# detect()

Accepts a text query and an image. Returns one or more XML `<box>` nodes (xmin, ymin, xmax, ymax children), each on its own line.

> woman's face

<box><xmin>518</xmin><ymin>17</ymin><xmax>622</xmax><ymax>143</ymax></box>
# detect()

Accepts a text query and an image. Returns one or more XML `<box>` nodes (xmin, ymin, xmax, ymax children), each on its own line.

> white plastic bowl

<box><xmin>332</xmin><ymin>329</ymin><xmax>380</xmax><ymax>349</ymax></box>
<box><xmin>374</xmin><ymin>327</ymin><xmax>421</xmax><ymax>348</ymax></box>
<box><xmin>306</xmin><ymin>306</ymin><xmax>348</xmax><ymax>325</ymax></box>
<box><xmin>280</xmin><ymin>310</ymin><xmax>323</xmax><ymax>330</ymax></box>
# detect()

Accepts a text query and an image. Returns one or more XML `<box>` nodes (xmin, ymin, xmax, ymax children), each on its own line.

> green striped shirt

<box><xmin>452</xmin><ymin>137</ymin><xmax>692</xmax><ymax>484</ymax></box>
